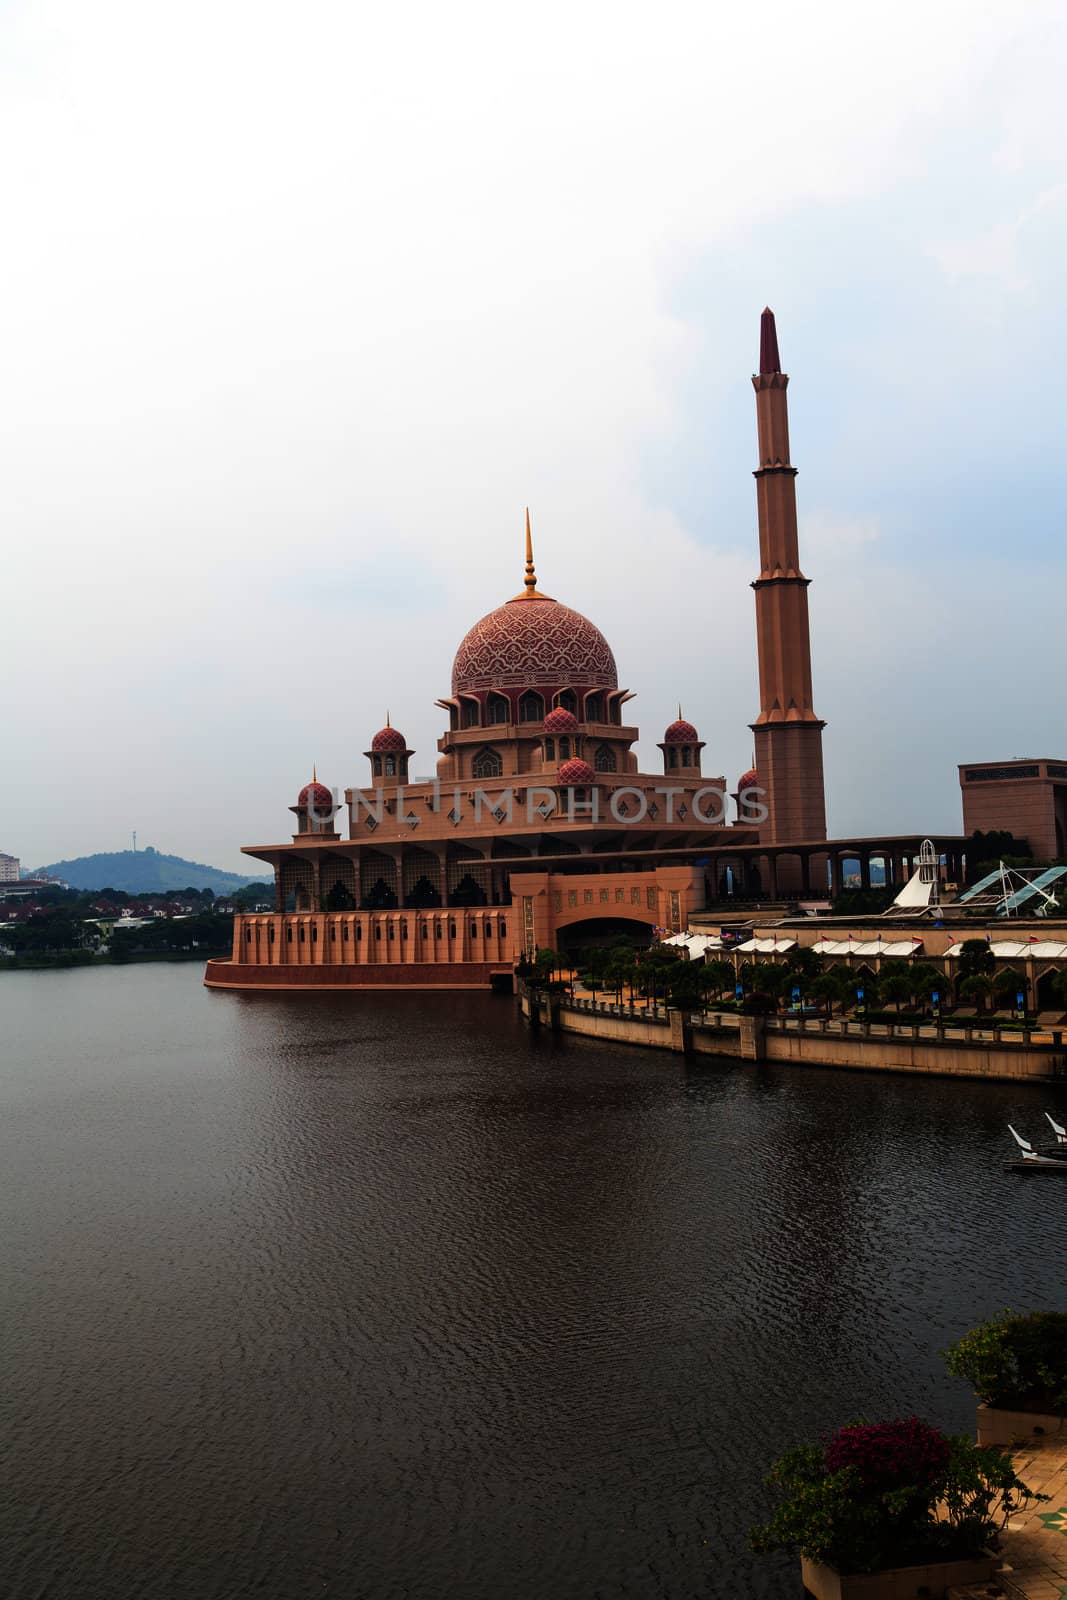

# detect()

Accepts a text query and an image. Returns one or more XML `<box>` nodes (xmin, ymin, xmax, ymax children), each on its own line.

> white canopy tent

<box><xmin>944</xmin><ymin>939</ymin><xmax>1067</xmax><ymax>960</ymax></box>
<box><xmin>659</xmin><ymin>931</ymin><xmax>725</xmax><ymax>956</ymax></box>
<box><xmin>811</xmin><ymin>938</ymin><xmax>923</xmax><ymax>958</ymax></box>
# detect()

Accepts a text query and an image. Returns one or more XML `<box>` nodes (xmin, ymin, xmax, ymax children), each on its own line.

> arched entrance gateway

<box><xmin>206</xmin><ymin>313</ymin><xmax>970</xmax><ymax>992</ymax></box>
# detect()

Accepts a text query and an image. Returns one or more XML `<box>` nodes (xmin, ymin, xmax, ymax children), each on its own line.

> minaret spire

<box><xmin>749</xmin><ymin>307</ymin><xmax>826</xmax><ymax>854</ymax></box>
<box><xmin>759</xmin><ymin>307</ymin><xmax>781</xmax><ymax>375</ymax></box>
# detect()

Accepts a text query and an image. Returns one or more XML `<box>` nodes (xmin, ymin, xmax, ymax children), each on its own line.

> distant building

<box><xmin>959</xmin><ymin>760</ymin><xmax>1067</xmax><ymax>860</ymax></box>
<box><xmin>0</xmin><ymin>853</ymin><xmax>19</xmax><ymax>883</ymax></box>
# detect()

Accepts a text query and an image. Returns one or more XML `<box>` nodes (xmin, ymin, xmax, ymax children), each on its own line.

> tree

<box><xmin>993</xmin><ymin>968</ymin><xmax>1025</xmax><ymax>1011</ymax></box>
<box><xmin>854</xmin><ymin>970</ymin><xmax>880</xmax><ymax>1011</ymax></box>
<box><xmin>605</xmin><ymin>948</ymin><xmax>633</xmax><ymax>1003</ymax></box>
<box><xmin>1054</xmin><ymin>969</ymin><xmax>1067</xmax><ymax>1015</ymax></box>
<box><xmin>785</xmin><ymin>946</ymin><xmax>821</xmax><ymax>982</ymax></box>
<box><xmin>755</xmin><ymin>965</ymin><xmax>791</xmax><ymax>1007</ymax></box>
<box><xmin>909</xmin><ymin>962</ymin><xmax>943</xmax><ymax>1010</ymax></box>
<box><xmin>636</xmin><ymin>946</ymin><xmax>680</xmax><ymax>1005</ymax></box>
<box><xmin>882</xmin><ymin>971</ymin><xmax>912</xmax><ymax>1012</ymax></box>
<box><xmin>704</xmin><ymin>958</ymin><xmax>735</xmax><ymax>1000</ymax></box>
<box><xmin>533</xmin><ymin>947</ymin><xmax>558</xmax><ymax>983</ymax></box>
<box><xmin>810</xmin><ymin>973</ymin><xmax>840</xmax><ymax>1017</ymax></box>
<box><xmin>957</xmin><ymin>938</ymin><xmax>996</xmax><ymax>983</ymax></box>
<box><xmin>666</xmin><ymin>961</ymin><xmax>705</xmax><ymax>1010</ymax></box>
<box><xmin>579</xmin><ymin>945</ymin><xmax>607</xmax><ymax>1002</ymax></box>
<box><xmin>960</xmin><ymin>974</ymin><xmax>994</xmax><ymax>1014</ymax></box>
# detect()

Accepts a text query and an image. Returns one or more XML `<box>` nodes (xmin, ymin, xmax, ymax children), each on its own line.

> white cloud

<box><xmin>2</xmin><ymin>0</ymin><xmax>1065</xmax><ymax>869</ymax></box>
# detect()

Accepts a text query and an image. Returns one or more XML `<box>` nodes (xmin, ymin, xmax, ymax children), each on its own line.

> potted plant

<box><xmin>944</xmin><ymin>1309</ymin><xmax>1067</xmax><ymax>1445</ymax></box>
<box><xmin>750</xmin><ymin>1415</ymin><xmax>1043</xmax><ymax>1599</ymax></box>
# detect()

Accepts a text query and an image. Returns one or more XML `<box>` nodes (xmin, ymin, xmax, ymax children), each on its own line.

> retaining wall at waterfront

<box><xmin>204</xmin><ymin>959</ymin><xmax>506</xmax><ymax>991</ymax></box>
<box><xmin>522</xmin><ymin>991</ymin><xmax>1066</xmax><ymax>1082</ymax></box>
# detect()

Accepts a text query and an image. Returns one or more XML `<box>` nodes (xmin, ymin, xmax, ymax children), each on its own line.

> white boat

<box><xmin>1005</xmin><ymin>1125</ymin><xmax>1067</xmax><ymax>1171</ymax></box>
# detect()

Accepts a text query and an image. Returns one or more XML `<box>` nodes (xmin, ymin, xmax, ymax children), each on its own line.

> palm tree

<box><xmin>704</xmin><ymin>959</ymin><xmax>734</xmax><ymax>1001</ymax></box>
<box><xmin>810</xmin><ymin>973</ymin><xmax>839</xmax><ymax>1018</ymax></box>
<box><xmin>993</xmin><ymin>967</ymin><xmax>1024</xmax><ymax>1013</ymax></box>
<box><xmin>960</xmin><ymin>974</ymin><xmax>994</xmax><ymax>1015</ymax></box>
<box><xmin>881</xmin><ymin>971</ymin><xmax>912</xmax><ymax>1012</ymax></box>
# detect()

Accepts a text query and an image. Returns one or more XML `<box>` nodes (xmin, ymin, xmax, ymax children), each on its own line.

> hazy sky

<box><xmin>4</xmin><ymin>0</ymin><xmax>1065</xmax><ymax>873</ymax></box>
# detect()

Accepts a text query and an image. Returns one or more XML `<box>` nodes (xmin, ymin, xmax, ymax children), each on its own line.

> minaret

<box><xmin>749</xmin><ymin>308</ymin><xmax>827</xmax><ymax>846</ymax></box>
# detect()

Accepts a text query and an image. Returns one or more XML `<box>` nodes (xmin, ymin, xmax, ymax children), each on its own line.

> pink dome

<box><xmin>557</xmin><ymin>757</ymin><xmax>597</xmax><ymax>785</ymax></box>
<box><xmin>543</xmin><ymin>706</ymin><xmax>579</xmax><ymax>733</ymax></box>
<box><xmin>298</xmin><ymin>780</ymin><xmax>333</xmax><ymax>812</ymax></box>
<box><xmin>371</xmin><ymin>725</ymin><xmax>408</xmax><ymax>753</ymax></box>
<box><xmin>664</xmin><ymin>717</ymin><xmax>699</xmax><ymax>743</ymax></box>
<box><xmin>737</xmin><ymin>766</ymin><xmax>758</xmax><ymax>793</ymax></box>
<box><xmin>452</xmin><ymin>594</ymin><xmax>617</xmax><ymax>694</ymax></box>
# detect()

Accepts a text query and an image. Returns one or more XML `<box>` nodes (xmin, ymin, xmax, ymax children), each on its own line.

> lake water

<box><xmin>2</xmin><ymin>963</ymin><xmax>1065</xmax><ymax>1599</ymax></box>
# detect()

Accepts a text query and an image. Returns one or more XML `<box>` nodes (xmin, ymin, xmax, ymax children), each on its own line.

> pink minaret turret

<box><xmin>750</xmin><ymin>308</ymin><xmax>827</xmax><ymax>847</ymax></box>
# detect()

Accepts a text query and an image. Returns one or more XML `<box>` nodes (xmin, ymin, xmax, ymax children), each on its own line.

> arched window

<box><xmin>519</xmin><ymin>691</ymin><xmax>545</xmax><ymax>723</ymax></box>
<box><xmin>668</xmin><ymin>746</ymin><xmax>678</xmax><ymax>768</ymax></box>
<box><xmin>585</xmin><ymin>693</ymin><xmax>604</xmax><ymax>723</ymax></box>
<box><xmin>595</xmin><ymin>745</ymin><xmax>617</xmax><ymax>772</ymax></box>
<box><xmin>487</xmin><ymin>692</ymin><xmax>509</xmax><ymax>725</ymax></box>
<box><xmin>460</xmin><ymin>699</ymin><xmax>480</xmax><ymax>729</ymax></box>
<box><xmin>682</xmin><ymin>747</ymin><xmax>692</xmax><ymax>767</ymax></box>
<box><xmin>472</xmin><ymin>747</ymin><xmax>503</xmax><ymax>779</ymax></box>
<box><xmin>555</xmin><ymin>689</ymin><xmax>577</xmax><ymax>715</ymax></box>
<box><xmin>543</xmin><ymin>737</ymin><xmax>555</xmax><ymax>760</ymax></box>
<box><xmin>609</xmin><ymin>697</ymin><xmax>622</xmax><ymax>725</ymax></box>
<box><xmin>373</xmin><ymin>756</ymin><xmax>382</xmax><ymax>776</ymax></box>
<box><xmin>559</xmin><ymin>737</ymin><xmax>571</xmax><ymax>760</ymax></box>
<box><xmin>385</xmin><ymin>755</ymin><xmax>396</xmax><ymax>777</ymax></box>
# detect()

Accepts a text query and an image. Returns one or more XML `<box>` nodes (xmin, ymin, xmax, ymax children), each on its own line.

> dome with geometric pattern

<box><xmin>371</xmin><ymin>721</ymin><xmax>408</xmax><ymax>753</ymax></box>
<box><xmin>663</xmin><ymin>716</ymin><xmax>699</xmax><ymax>744</ymax></box>
<box><xmin>737</xmin><ymin>765</ymin><xmax>758</xmax><ymax>793</ymax></box>
<box><xmin>556</xmin><ymin>757</ymin><xmax>597</xmax><ymax>785</ymax></box>
<box><xmin>298</xmin><ymin>778</ymin><xmax>333</xmax><ymax>811</ymax></box>
<box><xmin>543</xmin><ymin>706</ymin><xmax>580</xmax><ymax>733</ymax></box>
<box><xmin>451</xmin><ymin>514</ymin><xmax>617</xmax><ymax>695</ymax></box>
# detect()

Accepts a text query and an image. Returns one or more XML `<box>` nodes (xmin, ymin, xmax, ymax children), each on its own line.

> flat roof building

<box><xmin>959</xmin><ymin>760</ymin><xmax>1067</xmax><ymax>860</ymax></box>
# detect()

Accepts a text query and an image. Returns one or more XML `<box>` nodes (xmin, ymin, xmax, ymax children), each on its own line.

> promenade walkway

<box><xmin>952</xmin><ymin>1437</ymin><xmax>1067</xmax><ymax>1599</ymax></box>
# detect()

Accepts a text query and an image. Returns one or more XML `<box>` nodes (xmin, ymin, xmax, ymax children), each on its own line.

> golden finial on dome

<box><xmin>678</xmin><ymin>703</ymin><xmax>683</xmax><ymax>721</ymax></box>
<box><xmin>510</xmin><ymin>508</ymin><xmax>552</xmax><ymax>601</ymax></box>
<box><xmin>508</xmin><ymin>508</ymin><xmax>556</xmax><ymax>601</ymax></box>
<box><xmin>524</xmin><ymin>507</ymin><xmax>537</xmax><ymax>593</ymax></box>
<box><xmin>386</xmin><ymin>710</ymin><xmax>391</xmax><ymax>727</ymax></box>
<box><xmin>313</xmin><ymin>763</ymin><xmax>317</xmax><ymax>781</ymax></box>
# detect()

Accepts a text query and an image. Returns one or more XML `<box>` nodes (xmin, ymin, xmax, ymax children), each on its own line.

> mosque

<box><xmin>204</xmin><ymin>311</ymin><xmax>968</xmax><ymax>991</ymax></box>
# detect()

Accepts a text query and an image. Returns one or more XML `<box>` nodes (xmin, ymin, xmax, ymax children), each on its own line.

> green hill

<box><xmin>33</xmin><ymin>848</ymin><xmax>270</xmax><ymax>896</ymax></box>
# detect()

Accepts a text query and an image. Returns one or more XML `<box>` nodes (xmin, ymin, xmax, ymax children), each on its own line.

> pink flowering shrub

<box><xmin>750</xmin><ymin>1416</ymin><xmax>1045</xmax><ymax>1575</ymax></box>
<box><xmin>824</xmin><ymin>1417</ymin><xmax>951</xmax><ymax>1493</ymax></box>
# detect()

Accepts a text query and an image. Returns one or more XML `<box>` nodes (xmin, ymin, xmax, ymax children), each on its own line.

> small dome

<box><xmin>737</xmin><ymin>766</ymin><xmax>758</xmax><ymax>793</ymax></box>
<box><xmin>557</xmin><ymin>757</ymin><xmax>597</xmax><ymax>785</ymax></box>
<box><xmin>664</xmin><ymin>717</ymin><xmax>699</xmax><ymax>744</ymax></box>
<box><xmin>543</xmin><ymin>706</ymin><xmax>579</xmax><ymax>733</ymax></box>
<box><xmin>298</xmin><ymin>779</ymin><xmax>333</xmax><ymax>812</ymax></box>
<box><xmin>371</xmin><ymin>724</ymin><xmax>408</xmax><ymax>753</ymax></box>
